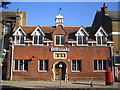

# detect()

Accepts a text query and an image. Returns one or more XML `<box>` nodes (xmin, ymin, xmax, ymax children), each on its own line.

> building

<box><xmin>6</xmin><ymin>6</ymin><xmax>114</xmax><ymax>81</ymax></box>
<box><xmin>0</xmin><ymin>9</ymin><xmax>27</xmax><ymax>80</ymax></box>
<box><xmin>92</xmin><ymin>3</ymin><xmax>120</xmax><ymax>81</ymax></box>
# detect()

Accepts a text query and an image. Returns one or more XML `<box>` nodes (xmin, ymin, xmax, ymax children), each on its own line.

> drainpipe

<box><xmin>10</xmin><ymin>43</ymin><xmax>14</xmax><ymax>81</ymax></box>
<box><xmin>110</xmin><ymin>46</ymin><xmax>114</xmax><ymax>81</ymax></box>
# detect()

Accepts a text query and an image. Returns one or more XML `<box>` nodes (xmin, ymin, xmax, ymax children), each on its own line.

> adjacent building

<box><xmin>92</xmin><ymin>3</ymin><xmax>120</xmax><ymax>81</ymax></box>
<box><xmin>6</xmin><ymin>5</ymin><xmax>114</xmax><ymax>81</ymax></box>
<box><xmin>0</xmin><ymin>9</ymin><xmax>27</xmax><ymax>79</ymax></box>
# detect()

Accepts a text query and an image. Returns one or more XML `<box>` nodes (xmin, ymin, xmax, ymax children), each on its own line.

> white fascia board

<box><xmin>75</xmin><ymin>27</ymin><xmax>89</xmax><ymax>36</ymax></box>
<box><xmin>24</xmin><ymin>41</ymin><xmax>32</xmax><ymax>43</ymax></box>
<box><xmin>31</xmin><ymin>26</ymin><xmax>45</xmax><ymax>36</ymax></box>
<box><xmin>111</xmin><ymin>32</ymin><xmax>120</xmax><ymax>35</ymax></box>
<box><xmin>13</xmin><ymin>26</ymin><xmax>26</xmax><ymax>36</ymax></box>
<box><xmin>107</xmin><ymin>41</ymin><xmax>114</xmax><ymax>43</ymax></box>
<box><xmin>68</xmin><ymin>41</ymin><xmax>77</xmax><ymax>43</ymax></box>
<box><xmin>95</xmin><ymin>26</ymin><xmax>108</xmax><ymax>36</ymax></box>
<box><xmin>88</xmin><ymin>41</ymin><xmax>96</xmax><ymax>43</ymax></box>
<box><xmin>43</xmin><ymin>41</ymin><xmax>53</xmax><ymax>42</ymax></box>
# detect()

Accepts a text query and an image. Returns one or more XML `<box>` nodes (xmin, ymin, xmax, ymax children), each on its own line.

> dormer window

<box><xmin>75</xmin><ymin>27</ymin><xmax>89</xmax><ymax>46</ymax></box>
<box><xmin>31</xmin><ymin>27</ymin><xmax>45</xmax><ymax>45</ymax></box>
<box><xmin>33</xmin><ymin>35</ymin><xmax>43</xmax><ymax>44</ymax></box>
<box><xmin>95</xmin><ymin>27</ymin><xmax>108</xmax><ymax>46</ymax></box>
<box><xmin>55</xmin><ymin>35</ymin><xmax>65</xmax><ymax>46</ymax></box>
<box><xmin>13</xmin><ymin>27</ymin><xmax>26</xmax><ymax>45</ymax></box>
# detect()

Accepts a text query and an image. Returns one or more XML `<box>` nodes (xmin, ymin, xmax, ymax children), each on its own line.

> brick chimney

<box><xmin>15</xmin><ymin>8</ymin><xmax>22</xmax><ymax>26</ymax></box>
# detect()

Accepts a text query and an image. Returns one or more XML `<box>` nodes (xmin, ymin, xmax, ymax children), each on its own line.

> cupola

<box><xmin>55</xmin><ymin>8</ymin><xmax>64</xmax><ymax>26</ymax></box>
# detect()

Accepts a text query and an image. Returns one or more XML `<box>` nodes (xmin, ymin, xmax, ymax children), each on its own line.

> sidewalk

<box><xmin>0</xmin><ymin>80</ymin><xmax>120</xmax><ymax>90</ymax></box>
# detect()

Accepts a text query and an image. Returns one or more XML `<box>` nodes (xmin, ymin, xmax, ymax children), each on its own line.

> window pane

<box><xmin>56</xmin><ymin>36</ymin><xmax>60</xmax><ymax>45</ymax></box>
<box><xmin>83</xmin><ymin>36</ymin><xmax>87</xmax><ymax>44</ymax></box>
<box><xmin>77</xmin><ymin>60</ymin><xmax>81</xmax><ymax>71</ymax></box>
<box><xmin>24</xmin><ymin>60</ymin><xmax>28</xmax><ymax>71</ymax></box>
<box><xmin>98</xmin><ymin>60</ymin><xmax>102</xmax><ymax>70</ymax></box>
<box><xmin>39</xmin><ymin>60</ymin><xmax>43</xmax><ymax>70</ymax></box>
<box><xmin>34</xmin><ymin>36</ymin><xmax>37</xmax><ymax>44</ymax></box>
<box><xmin>61</xmin><ymin>35</ymin><xmax>65</xmax><ymax>45</ymax></box>
<box><xmin>15</xmin><ymin>60</ymin><xmax>18</xmax><ymax>70</ymax></box>
<box><xmin>16</xmin><ymin>36</ymin><xmax>19</xmax><ymax>44</ymax></box>
<box><xmin>44</xmin><ymin>60</ymin><xmax>48</xmax><ymax>71</ymax></box>
<box><xmin>39</xmin><ymin>36</ymin><xmax>43</xmax><ymax>44</ymax></box>
<box><xmin>102</xmin><ymin>36</ymin><xmax>106</xmax><ymax>44</ymax></box>
<box><xmin>78</xmin><ymin>36</ymin><xmax>82</xmax><ymax>44</ymax></box>
<box><xmin>94</xmin><ymin>60</ymin><xmax>97</xmax><ymax>70</ymax></box>
<box><xmin>20</xmin><ymin>36</ymin><xmax>24</xmax><ymax>44</ymax></box>
<box><xmin>19</xmin><ymin>60</ymin><xmax>24</xmax><ymax>70</ymax></box>
<box><xmin>103</xmin><ymin>60</ymin><xmax>107</xmax><ymax>70</ymax></box>
<box><xmin>97</xmin><ymin>36</ymin><xmax>101</xmax><ymax>45</ymax></box>
<box><xmin>72</xmin><ymin>60</ymin><xmax>76</xmax><ymax>71</ymax></box>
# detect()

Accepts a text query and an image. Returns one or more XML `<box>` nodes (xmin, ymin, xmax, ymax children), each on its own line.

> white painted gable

<box><xmin>31</xmin><ymin>26</ymin><xmax>45</xmax><ymax>36</ymax></box>
<box><xmin>75</xmin><ymin>27</ymin><xmax>89</xmax><ymax>36</ymax></box>
<box><xmin>95</xmin><ymin>26</ymin><xmax>108</xmax><ymax>36</ymax></box>
<box><xmin>13</xmin><ymin>26</ymin><xmax>26</xmax><ymax>36</ymax></box>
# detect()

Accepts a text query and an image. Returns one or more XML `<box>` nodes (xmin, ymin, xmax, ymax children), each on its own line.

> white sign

<box><xmin>50</xmin><ymin>47</ymin><xmax>70</xmax><ymax>52</ymax></box>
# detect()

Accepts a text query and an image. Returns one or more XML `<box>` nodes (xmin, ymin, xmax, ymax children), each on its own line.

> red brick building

<box><xmin>6</xmin><ymin>7</ymin><xmax>114</xmax><ymax>81</ymax></box>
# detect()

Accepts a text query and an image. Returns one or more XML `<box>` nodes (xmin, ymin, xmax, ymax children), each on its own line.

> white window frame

<box><xmin>38</xmin><ymin>60</ymin><xmax>48</xmax><ymax>72</ymax></box>
<box><xmin>14</xmin><ymin>35</ymin><xmax>26</xmax><ymax>45</ymax></box>
<box><xmin>55</xmin><ymin>35</ymin><xmax>65</xmax><ymax>46</ymax></box>
<box><xmin>14</xmin><ymin>60</ymin><xmax>28</xmax><ymax>71</ymax></box>
<box><xmin>32</xmin><ymin>35</ymin><xmax>44</xmax><ymax>46</ymax></box>
<box><xmin>77</xmin><ymin>36</ymin><xmax>88</xmax><ymax>46</ymax></box>
<box><xmin>94</xmin><ymin>60</ymin><xmax>107</xmax><ymax>72</ymax></box>
<box><xmin>96</xmin><ymin>36</ymin><xmax>107</xmax><ymax>46</ymax></box>
<box><xmin>71</xmin><ymin>60</ymin><xmax>82</xmax><ymax>72</ymax></box>
<box><xmin>54</xmin><ymin>52</ymin><xmax>67</xmax><ymax>59</ymax></box>
<box><xmin>114</xmin><ymin>55</ymin><xmax>120</xmax><ymax>65</ymax></box>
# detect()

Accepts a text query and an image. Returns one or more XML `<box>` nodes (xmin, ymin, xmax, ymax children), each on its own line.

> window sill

<box><xmin>13</xmin><ymin>70</ymin><xmax>28</xmax><ymax>72</ymax></box>
<box><xmin>72</xmin><ymin>71</ymin><xmax>81</xmax><ymax>72</ymax></box>
<box><xmin>77</xmin><ymin>44</ymin><xmax>88</xmax><ymax>46</ymax></box>
<box><xmin>55</xmin><ymin>45</ymin><xmax>65</xmax><ymax>46</ymax></box>
<box><xmin>94</xmin><ymin>70</ymin><xmax>107</xmax><ymax>72</ymax></box>
<box><xmin>38</xmin><ymin>71</ymin><xmax>48</xmax><ymax>72</ymax></box>
<box><xmin>97</xmin><ymin>44</ymin><xmax>107</xmax><ymax>46</ymax></box>
<box><xmin>15</xmin><ymin>44</ymin><xmax>25</xmax><ymax>46</ymax></box>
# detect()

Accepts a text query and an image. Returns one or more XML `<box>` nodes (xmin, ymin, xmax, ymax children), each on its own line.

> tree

<box><xmin>0</xmin><ymin>1</ymin><xmax>11</xmax><ymax>9</ymax></box>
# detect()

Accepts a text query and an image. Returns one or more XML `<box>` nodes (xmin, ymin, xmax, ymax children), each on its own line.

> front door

<box><xmin>55</xmin><ymin>62</ymin><xmax>66</xmax><ymax>80</ymax></box>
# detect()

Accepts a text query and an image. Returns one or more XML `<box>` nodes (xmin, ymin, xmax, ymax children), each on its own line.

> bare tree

<box><xmin>0</xmin><ymin>1</ymin><xmax>11</xmax><ymax>9</ymax></box>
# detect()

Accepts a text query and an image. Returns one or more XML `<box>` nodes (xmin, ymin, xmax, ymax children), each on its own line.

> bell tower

<box><xmin>55</xmin><ymin>8</ymin><xmax>64</xmax><ymax>26</ymax></box>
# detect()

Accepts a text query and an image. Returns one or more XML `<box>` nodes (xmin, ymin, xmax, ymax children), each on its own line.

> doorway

<box><xmin>53</xmin><ymin>61</ymin><xmax>67</xmax><ymax>81</ymax></box>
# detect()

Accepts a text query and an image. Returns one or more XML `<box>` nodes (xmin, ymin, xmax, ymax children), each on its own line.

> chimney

<box><xmin>101</xmin><ymin>3</ymin><xmax>108</xmax><ymax>15</ymax></box>
<box><xmin>15</xmin><ymin>8</ymin><xmax>22</xmax><ymax>26</ymax></box>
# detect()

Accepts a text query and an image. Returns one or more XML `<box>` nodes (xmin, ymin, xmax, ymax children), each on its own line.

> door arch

<box><xmin>52</xmin><ymin>61</ymin><xmax>68</xmax><ymax>81</ymax></box>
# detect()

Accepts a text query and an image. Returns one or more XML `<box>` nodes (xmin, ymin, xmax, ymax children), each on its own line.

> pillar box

<box><xmin>106</xmin><ymin>71</ymin><xmax>113</xmax><ymax>85</ymax></box>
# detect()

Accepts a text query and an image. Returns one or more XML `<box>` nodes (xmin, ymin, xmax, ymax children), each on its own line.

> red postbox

<box><xmin>106</xmin><ymin>71</ymin><xmax>113</xmax><ymax>85</ymax></box>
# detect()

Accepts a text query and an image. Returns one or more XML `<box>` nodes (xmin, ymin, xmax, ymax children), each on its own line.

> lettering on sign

<box><xmin>50</xmin><ymin>47</ymin><xmax>70</xmax><ymax>52</ymax></box>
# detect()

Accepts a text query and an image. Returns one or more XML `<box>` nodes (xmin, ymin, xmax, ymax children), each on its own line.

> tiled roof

<box><xmin>12</xmin><ymin>25</ymin><xmax>112</xmax><ymax>42</ymax></box>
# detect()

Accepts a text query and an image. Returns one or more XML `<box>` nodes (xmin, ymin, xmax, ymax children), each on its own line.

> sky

<box><xmin>2</xmin><ymin>2</ymin><xmax>119</xmax><ymax>27</ymax></box>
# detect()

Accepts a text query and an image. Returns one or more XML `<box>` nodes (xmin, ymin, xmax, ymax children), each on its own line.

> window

<box><xmin>94</xmin><ymin>60</ymin><xmax>107</xmax><ymax>71</ymax></box>
<box><xmin>72</xmin><ymin>60</ymin><xmax>82</xmax><ymax>72</ymax></box>
<box><xmin>77</xmin><ymin>36</ymin><xmax>88</xmax><ymax>45</ymax></box>
<box><xmin>96</xmin><ymin>36</ymin><xmax>107</xmax><ymax>45</ymax></box>
<box><xmin>39</xmin><ymin>60</ymin><xmax>48</xmax><ymax>72</ymax></box>
<box><xmin>114</xmin><ymin>56</ymin><xmax>120</xmax><ymax>65</ymax></box>
<box><xmin>33</xmin><ymin>35</ymin><xmax>43</xmax><ymax>45</ymax></box>
<box><xmin>55</xmin><ymin>35</ymin><xmax>65</xmax><ymax>45</ymax></box>
<box><xmin>15</xmin><ymin>35</ymin><xmax>25</xmax><ymax>45</ymax></box>
<box><xmin>14</xmin><ymin>60</ymin><xmax>28</xmax><ymax>71</ymax></box>
<box><xmin>54</xmin><ymin>52</ymin><xmax>67</xmax><ymax>59</ymax></box>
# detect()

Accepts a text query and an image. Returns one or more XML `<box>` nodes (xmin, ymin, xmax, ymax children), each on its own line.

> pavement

<box><xmin>0</xmin><ymin>80</ymin><xmax>120</xmax><ymax>90</ymax></box>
